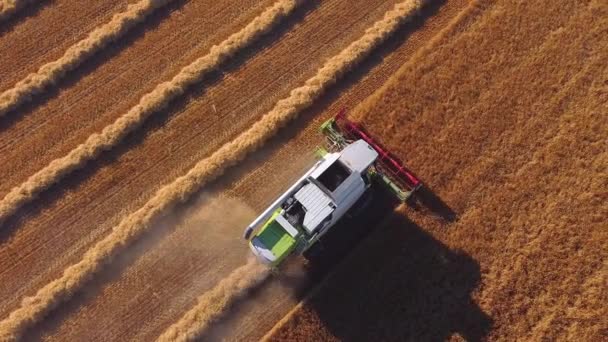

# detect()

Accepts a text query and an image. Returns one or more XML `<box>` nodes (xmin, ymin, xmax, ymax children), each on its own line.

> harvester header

<box><xmin>321</xmin><ymin>108</ymin><xmax>421</xmax><ymax>200</ymax></box>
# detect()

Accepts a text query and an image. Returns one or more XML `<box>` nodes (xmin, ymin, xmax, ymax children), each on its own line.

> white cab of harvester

<box><xmin>307</xmin><ymin>139</ymin><xmax>378</xmax><ymax>231</ymax></box>
<box><xmin>243</xmin><ymin>139</ymin><xmax>379</xmax><ymax>266</ymax></box>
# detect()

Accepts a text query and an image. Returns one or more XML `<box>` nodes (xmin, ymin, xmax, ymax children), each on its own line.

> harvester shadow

<box><xmin>300</xmin><ymin>184</ymin><xmax>402</xmax><ymax>279</ymax></box>
<box><xmin>0</xmin><ymin>0</ymin><xmax>189</xmax><ymax>132</ymax></box>
<box><xmin>0</xmin><ymin>0</ymin><xmax>52</xmax><ymax>37</ymax></box>
<box><xmin>0</xmin><ymin>0</ymin><xmax>320</xmax><ymax>243</ymax></box>
<box><xmin>195</xmin><ymin>184</ymin><xmax>400</xmax><ymax>341</ymax></box>
<box><xmin>301</xmin><ymin>211</ymin><xmax>493</xmax><ymax>341</ymax></box>
<box><xmin>408</xmin><ymin>184</ymin><xmax>458</xmax><ymax>222</ymax></box>
<box><xmin>198</xmin><ymin>185</ymin><xmax>480</xmax><ymax>341</ymax></box>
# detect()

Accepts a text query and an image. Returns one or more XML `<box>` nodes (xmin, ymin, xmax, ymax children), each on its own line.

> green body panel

<box><xmin>314</xmin><ymin>146</ymin><xmax>328</xmax><ymax>158</ymax></box>
<box><xmin>253</xmin><ymin>209</ymin><xmax>298</xmax><ymax>266</ymax></box>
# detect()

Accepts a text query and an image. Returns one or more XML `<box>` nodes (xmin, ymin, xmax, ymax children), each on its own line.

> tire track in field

<box><xmin>0</xmin><ymin>0</ymin><xmax>303</xmax><ymax>227</ymax></box>
<box><xmin>0</xmin><ymin>0</ymin><xmax>175</xmax><ymax>118</ymax></box>
<box><xmin>0</xmin><ymin>0</ymin><xmax>37</xmax><ymax>22</ymax></box>
<box><xmin>156</xmin><ymin>258</ymin><xmax>270</xmax><ymax>342</ymax></box>
<box><xmin>156</xmin><ymin>1</ymin><xmax>425</xmax><ymax>340</ymax></box>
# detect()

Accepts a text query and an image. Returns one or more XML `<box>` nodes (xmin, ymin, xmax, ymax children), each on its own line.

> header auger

<box><xmin>244</xmin><ymin>109</ymin><xmax>421</xmax><ymax>267</ymax></box>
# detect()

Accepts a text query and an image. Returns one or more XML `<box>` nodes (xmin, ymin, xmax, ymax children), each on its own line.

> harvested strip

<box><xmin>157</xmin><ymin>259</ymin><xmax>270</xmax><ymax>342</ymax></box>
<box><xmin>0</xmin><ymin>0</ymin><xmax>422</xmax><ymax>340</ymax></box>
<box><xmin>0</xmin><ymin>0</ymin><xmax>302</xmax><ymax>227</ymax></box>
<box><xmin>0</xmin><ymin>0</ymin><xmax>37</xmax><ymax>22</ymax></box>
<box><xmin>0</xmin><ymin>0</ymin><xmax>174</xmax><ymax>117</ymax></box>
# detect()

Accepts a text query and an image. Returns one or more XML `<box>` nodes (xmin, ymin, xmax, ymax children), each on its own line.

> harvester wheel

<box><xmin>302</xmin><ymin>241</ymin><xmax>323</xmax><ymax>261</ymax></box>
<box><xmin>346</xmin><ymin>188</ymin><xmax>374</xmax><ymax>219</ymax></box>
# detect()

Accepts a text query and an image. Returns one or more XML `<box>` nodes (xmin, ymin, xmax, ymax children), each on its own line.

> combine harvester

<box><xmin>243</xmin><ymin>110</ymin><xmax>421</xmax><ymax>267</ymax></box>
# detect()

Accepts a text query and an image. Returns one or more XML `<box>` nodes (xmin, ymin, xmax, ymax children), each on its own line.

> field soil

<box><xmin>0</xmin><ymin>0</ymin><xmax>471</xmax><ymax>340</ymax></box>
<box><xmin>267</xmin><ymin>0</ymin><xmax>608</xmax><ymax>340</ymax></box>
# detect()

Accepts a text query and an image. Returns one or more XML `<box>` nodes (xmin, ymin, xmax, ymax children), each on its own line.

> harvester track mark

<box><xmin>157</xmin><ymin>259</ymin><xmax>270</xmax><ymax>342</ymax></box>
<box><xmin>0</xmin><ymin>0</ymin><xmax>303</xmax><ymax>340</ymax></box>
<box><xmin>155</xmin><ymin>0</ymin><xmax>424</xmax><ymax>339</ymax></box>
<box><xmin>0</xmin><ymin>0</ymin><xmax>37</xmax><ymax>22</ymax></box>
<box><xmin>0</xmin><ymin>0</ymin><xmax>302</xmax><ymax>228</ymax></box>
<box><xmin>0</xmin><ymin>0</ymin><xmax>175</xmax><ymax>118</ymax></box>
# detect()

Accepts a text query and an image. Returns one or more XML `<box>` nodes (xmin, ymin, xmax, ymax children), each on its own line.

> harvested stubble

<box><xmin>0</xmin><ymin>0</ymin><xmax>303</xmax><ymax>340</ymax></box>
<box><xmin>0</xmin><ymin>0</ymin><xmax>175</xmax><ymax>117</ymax></box>
<box><xmin>0</xmin><ymin>0</ymin><xmax>302</xmax><ymax>227</ymax></box>
<box><xmin>0</xmin><ymin>0</ymin><xmax>424</xmax><ymax>340</ymax></box>
<box><xmin>0</xmin><ymin>0</ymin><xmax>36</xmax><ymax>22</ymax></box>
<box><xmin>156</xmin><ymin>258</ymin><xmax>270</xmax><ymax>342</ymax></box>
